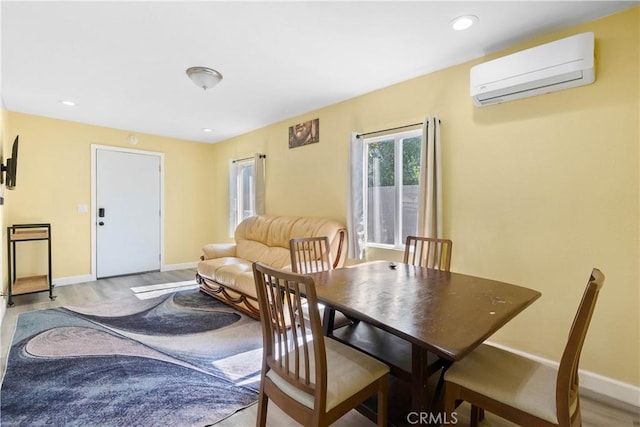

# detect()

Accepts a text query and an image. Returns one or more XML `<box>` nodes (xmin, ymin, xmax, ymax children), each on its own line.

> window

<box><xmin>235</xmin><ymin>159</ymin><xmax>255</xmax><ymax>223</ymax></box>
<box><xmin>229</xmin><ymin>154</ymin><xmax>265</xmax><ymax>236</ymax></box>
<box><xmin>364</xmin><ymin>130</ymin><xmax>422</xmax><ymax>248</ymax></box>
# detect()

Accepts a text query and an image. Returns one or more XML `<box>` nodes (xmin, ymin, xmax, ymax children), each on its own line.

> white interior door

<box><xmin>96</xmin><ymin>148</ymin><xmax>161</xmax><ymax>278</ymax></box>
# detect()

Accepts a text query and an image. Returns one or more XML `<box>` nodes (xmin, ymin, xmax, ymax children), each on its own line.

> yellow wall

<box><xmin>209</xmin><ymin>8</ymin><xmax>639</xmax><ymax>386</ymax></box>
<box><xmin>4</xmin><ymin>113</ymin><xmax>216</xmax><ymax>279</ymax></box>
<box><xmin>4</xmin><ymin>6</ymin><xmax>638</xmax><ymax>388</ymax></box>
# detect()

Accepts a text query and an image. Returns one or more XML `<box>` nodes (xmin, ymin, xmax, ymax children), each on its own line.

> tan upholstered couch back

<box><xmin>234</xmin><ymin>215</ymin><xmax>347</xmax><ymax>269</ymax></box>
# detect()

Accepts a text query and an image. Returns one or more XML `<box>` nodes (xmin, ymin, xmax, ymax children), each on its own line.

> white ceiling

<box><xmin>1</xmin><ymin>1</ymin><xmax>637</xmax><ymax>144</ymax></box>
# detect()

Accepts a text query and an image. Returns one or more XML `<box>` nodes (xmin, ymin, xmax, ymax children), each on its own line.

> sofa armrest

<box><xmin>201</xmin><ymin>243</ymin><xmax>237</xmax><ymax>260</ymax></box>
<box><xmin>333</xmin><ymin>229</ymin><xmax>348</xmax><ymax>269</ymax></box>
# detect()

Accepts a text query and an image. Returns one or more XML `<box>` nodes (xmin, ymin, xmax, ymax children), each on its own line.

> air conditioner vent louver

<box><xmin>471</xmin><ymin>33</ymin><xmax>595</xmax><ymax>107</ymax></box>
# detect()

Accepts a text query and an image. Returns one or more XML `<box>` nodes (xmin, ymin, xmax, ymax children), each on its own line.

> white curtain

<box><xmin>347</xmin><ymin>132</ymin><xmax>366</xmax><ymax>259</ymax></box>
<box><xmin>228</xmin><ymin>160</ymin><xmax>238</xmax><ymax>237</ymax></box>
<box><xmin>417</xmin><ymin>116</ymin><xmax>442</xmax><ymax>238</ymax></box>
<box><xmin>228</xmin><ymin>153</ymin><xmax>266</xmax><ymax>237</ymax></box>
<box><xmin>254</xmin><ymin>153</ymin><xmax>266</xmax><ymax>216</ymax></box>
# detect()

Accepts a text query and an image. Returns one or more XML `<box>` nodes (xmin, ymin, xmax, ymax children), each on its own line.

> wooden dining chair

<box><xmin>404</xmin><ymin>236</ymin><xmax>453</xmax><ymax>271</ymax></box>
<box><xmin>252</xmin><ymin>262</ymin><xmax>389</xmax><ymax>427</ymax></box>
<box><xmin>289</xmin><ymin>236</ymin><xmax>354</xmax><ymax>333</ymax></box>
<box><xmin>289</xmin><ymin>236</ymin><xmax>333</xmax><ymax>274</ymax></box>
<box><xmin>443</xmin><ymin>268</ymin><xmax>605</xmax><ymax>427</ymax></box>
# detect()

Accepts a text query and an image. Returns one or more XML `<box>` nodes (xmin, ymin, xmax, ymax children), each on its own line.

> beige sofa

<box><xmin>196</xmin><ymin>215</ymin><xmax>347</xmax><ymax>318</ymax></box>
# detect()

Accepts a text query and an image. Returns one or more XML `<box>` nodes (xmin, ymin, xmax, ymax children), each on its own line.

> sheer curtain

<box><xmin>228</xmin><ymin>153</ymin><xmax>266</xmax><ymax>237</ymax></box>
<box><xmin>254</xmin><ymin>153</ymin><xmax>266</xmax><ymax>216</ymax></box>
<box><xmin>228</xmin><ymin>160</ymin><xmax>238</xmax><ymax>237</ymax></box>
<box><xmin>347</xmin><ymin>132</ymin><xmax>365</xmax><ymax>259</ymax></box>
<box><xmin>417</xmin><ymin>116</ymin><xmax>442</xmax><ymax>238</ymax></box>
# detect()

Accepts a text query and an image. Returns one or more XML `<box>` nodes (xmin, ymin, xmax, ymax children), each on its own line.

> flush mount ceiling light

<box><xmin>450</xmin><ymin>15</ymin><xmax>478</xmax><ymax>31</ymax></box>
<box><xmin>59</xmin><ymin>99</ymin><xmax>77</xmax><ymax>106</ymax></box>
<box><xmin>202</xmin><ymin>128</ymin><xmax>213</xmax><ymax>133</ymax></box>
<box><xmin>186</xmin><ymin>66</ymin><xmax>223</xmax><ymax>90</ymax></box>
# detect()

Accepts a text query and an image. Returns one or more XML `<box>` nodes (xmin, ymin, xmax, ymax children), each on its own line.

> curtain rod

<box><xmin>355</xmin><ymin>119</ymin><xmax>440</xmax><ymax>139</ymax></box>
<box><xmin>232</xmin><ymin>154</ymin><xmax>266</xmax><ymax>163</ymax></box>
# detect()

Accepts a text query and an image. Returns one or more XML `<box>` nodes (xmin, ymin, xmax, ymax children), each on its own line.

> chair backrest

<box><xmin>252</xmin><ymin>262</ymin><xmax>328</xmax><ymax>410</ymax></box>
<box><xmin>556</xmin><ymin>268</ymin><xmax>604</xmax><ymax>426</ymax></box>
<box><xmin>290</xmin><ymin>236</ymin><xmax>333</xmax><ymax>273</ymax></box>
<box><xmin>403</xmin><ymin>236</ymin><xmax>453</xmax><ymax>271</ymax></box>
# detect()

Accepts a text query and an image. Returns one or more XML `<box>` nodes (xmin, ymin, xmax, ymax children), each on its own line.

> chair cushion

<box><xmin>266</xmin><ymin>338</ymin><xmax>389</xmax><ymax>412</ymax></box>
<box><xmin>444</xmin><ymin>344</ymin><xmax>559</xmax><ymax>424</ymax></box>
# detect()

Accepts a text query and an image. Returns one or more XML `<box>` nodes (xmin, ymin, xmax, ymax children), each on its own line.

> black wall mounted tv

<box><xmin>1</xmin><ymin>135</ymin><xmax>19</xmax><ymax>190</ymax></box>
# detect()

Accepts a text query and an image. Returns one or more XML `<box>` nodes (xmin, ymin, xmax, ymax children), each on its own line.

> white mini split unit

<box><xmin>470</xmin><ymin>32</ymin><xmax>595</xmax><ymax>107</ymax></box>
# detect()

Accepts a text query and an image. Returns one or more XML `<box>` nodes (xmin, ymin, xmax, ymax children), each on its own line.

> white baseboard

<box><xmin>51</xmin><ymin>265</ymin><xmax>197</xmax><ymax>286</ymax></box>
<box><xmin>1</xmin><ymin>267</ymin><xmax>195</xmax><ymax>328</ymax></box>
<box><xmin>486</xmin><ymin>341</ymin><xmax>640</xmax><ymax>409</ymax></box>
<box><xmin>52</xmin><ymin>274</ymin><xmax>94</xmax><ymax>287</ymax></box>
<box><xmin>161</xmin><ymin>262</ymin><xmax>198</xmax><ymax>272</ymax></box>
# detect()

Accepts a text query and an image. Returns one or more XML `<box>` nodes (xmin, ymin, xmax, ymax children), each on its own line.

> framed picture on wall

<box><xmin>289</xmin><ymin>118</ymin><xmax>319</xmax><ymax>148</ymax></box>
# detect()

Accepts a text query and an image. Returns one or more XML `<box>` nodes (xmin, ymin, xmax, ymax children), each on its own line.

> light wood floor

<box><xmin>1</xmin><ymin>269</ymin><xmax>638</xmax><ymax>427</ymax></box>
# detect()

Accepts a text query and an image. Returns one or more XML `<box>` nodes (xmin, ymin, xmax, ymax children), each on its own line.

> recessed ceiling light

<box><xmin>450</xmin><ymin>15</ymin><xmax>478</xmax><ymax>31</ymax></box>
<box><xmin>202</xmin><ymin>128</ymin><xmax>213</xmax><ymax>133</ymax></box>
<box><xmin>59</xmin><ymin>99</ymin><xmax>77</xmax><ymax>106</ymax></box>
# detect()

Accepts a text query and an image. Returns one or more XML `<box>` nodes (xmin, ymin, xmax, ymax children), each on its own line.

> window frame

<box><xmin>363</xmin><ymin>129</ymin><xmax>422</xmax><ymax>250</ymax></box>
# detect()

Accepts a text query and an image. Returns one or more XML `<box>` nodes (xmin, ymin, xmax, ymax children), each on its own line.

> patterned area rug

<box><xmin>0</xmin><ymin>289</ymin><xmax>263</xmax><ymax>426</ymax></box>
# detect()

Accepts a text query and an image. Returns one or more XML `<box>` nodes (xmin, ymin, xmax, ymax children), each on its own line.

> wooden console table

<box><xmin>7</xmin><ymin>223</ymin><xmax>55</xmax><ymax>306</ymax></box>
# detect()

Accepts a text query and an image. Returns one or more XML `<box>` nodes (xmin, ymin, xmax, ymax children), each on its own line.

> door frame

<box><xmin>91</xmin><ymin>144</ymin><xmax>165</xmax><ymax>280</ymax></box>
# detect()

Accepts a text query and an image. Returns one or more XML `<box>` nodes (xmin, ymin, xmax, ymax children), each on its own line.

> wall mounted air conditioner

<box><xmin>470</xmin><ymin>32</ymin><xmax>595</xmax><ymax>107</ymax></box>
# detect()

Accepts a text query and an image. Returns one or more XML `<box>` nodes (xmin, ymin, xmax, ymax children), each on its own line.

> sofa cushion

<box><xmin>233</xmin><ymin>271</ymin><xmax>259</xmax><ymax>298</ymax></box>
<box><xmin>236</xmin><ymin>240</ymin><xmax>270</xmax><ymax>263</ymax></box>
<box><xmin>197</xmin><ymin>257</ymin><xmax>249</xmax><ymax>280</ymax></box>
<box><xmin>234</xmin><ymin>215</ymin><xmax>345</xmax><ymax>268</ymax></box>
<box><xmin>199</xmin><ymin>256</ymin><xmax>289</xmax><ymax>298</ymax></box>
<box><xmin>197</xmin><ymin>257</ymin><xmax>252</xmax><ymax>291</ymax></box>
<box><xmin>235</xmin><ymin>240</ymin><xmax>293</xmax><ymax>269</ymax></box>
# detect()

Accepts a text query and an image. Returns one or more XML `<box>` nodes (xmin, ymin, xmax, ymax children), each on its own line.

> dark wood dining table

<box><xmin>308</xmin><ymin>260</ymin><xmax>541</xmax><ymax>419</ymax></box>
